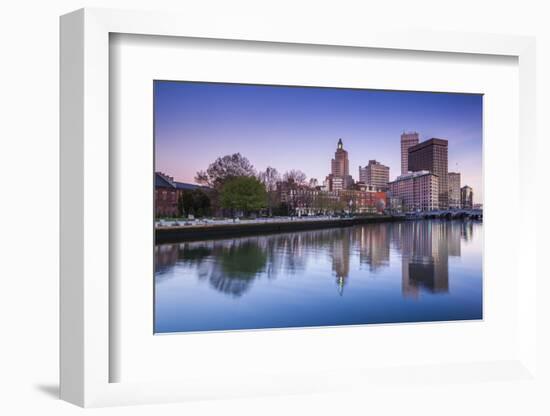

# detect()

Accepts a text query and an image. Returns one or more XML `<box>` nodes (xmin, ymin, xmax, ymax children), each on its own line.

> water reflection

<box><xmin>155</xmin><ymin>220</ymin><xmax>483</xmax><ymax>332</ymax></box>
<box><xmin>156</xmin><ymin>221</ymin><xmax>474</xmax><ymax>298</ymax></box>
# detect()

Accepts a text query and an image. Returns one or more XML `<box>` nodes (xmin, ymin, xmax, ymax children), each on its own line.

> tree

<box><xmin>178</xmin><ymin>189</ymin><xmax>211</xmax><ymax>217</ymax></box>
<box><xmin>257</xmin><ymin>166</ymin><xmax>280</xmax><ymax>191</ymax></box>
<box><xmin>195</xmin><ymin>153</ymin><xmax>255</xmax><ymax>189</ymax></box>
<box><xmin>220</xmin><ymin>176</ymin><xmax>267</xmax><ymax>216</ymax></box>
<box><xmin>191</xmin><ymin>189</ymin><xmax>211</xmax><ymax>217</ymax></box>
<box><xmin>309</xmin><ymin>178</ymin><xmax>319</xmax><ymax>188</ymax></box>
<box><xmin>273</xmin><ymin>202</ymin><xmax>290</xmax><ymax>216</ymax></box>
<box><xmin>283</xmin><ymin>169</ymin><xmax>307</xmax><ymax>185</ymax></box>
<box><xmin>257</xmin><ymin>166</ymin><xmax>281</xmax><ymax>216</ymax></box>
<box><xmin>178</xmin><ymin>190</ymin><xmax>195</xmax><ymax>217</ymax></box>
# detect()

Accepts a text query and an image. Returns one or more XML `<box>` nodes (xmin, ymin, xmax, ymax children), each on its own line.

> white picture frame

<box><xmin>60</xmin><ymin>7</ymin><xmax>538</xmax><ymax>408</ymax></box>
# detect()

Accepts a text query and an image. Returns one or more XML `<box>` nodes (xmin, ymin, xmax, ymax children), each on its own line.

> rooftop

<box><xmin>155</xmin><ymin>172</ymin><xmax>204</xmax><ymax>190</ymax></box>
<box><xmin>390</xmin><ymin>170</ymin><xmax>438</xmax><ymax>183</ymax></box>
<box><xmin>408</xmin><ymin>138</ymin><xmax>448</xmax><ymax>152</ymax></box>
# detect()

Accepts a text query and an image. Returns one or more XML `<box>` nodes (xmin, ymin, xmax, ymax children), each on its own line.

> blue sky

<box><xmin>155</xmin><ymin>81</ymin><xmax>483</xmax><ymax>203</ymax></box>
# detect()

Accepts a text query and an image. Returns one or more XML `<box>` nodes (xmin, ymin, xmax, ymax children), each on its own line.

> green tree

<box><xmin>220</xmin><ymin>176</ymin><xmax>267</xmax><ymax>216</ymax></box>
<box><xmin>178</xmin><ymin>190</ymin><xmax>195</xmax><ymax>217</ymax></box>
<box><xmin>191</xmin><ymin>189</ymin><xmax>211</xmax><ymax>217</ymax></box>
<box><xmin>178</xmin><ymin>189</ymin><xmax>212</xmax><ymax>217</ymax></box>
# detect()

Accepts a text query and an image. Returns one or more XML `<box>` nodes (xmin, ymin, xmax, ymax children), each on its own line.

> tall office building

<box><xmin>400</xmin><ymin>132</ymin><xmax>419</xmax><ymax>175</ymax></box>
<box><xmin>408</xmin><ymin>138</ymin><xmax>449</xmax><ymax>209</ymax></box>
<box><xmin>461</xmin><ymin>185</ymin><xmax>473</xmax><ymax>209</ymax></box>
<box><xmin>359</xmin><ymin>160</ymin><xmax>389</xmax><ymax>190</ymax></box>
<box><xmin>326</xmin><ymin>138</ymin><xmax>353</xmax><ymax>191</ymax></box>
<box><xmin>448</xmin><ymin>172</ymin><xmax>461</xmax><ymax>209</ymax></box>
<box><xmin>388</xmin><ymin>171</ymin><xmax>439</xmax><ymax>212</ymax></box>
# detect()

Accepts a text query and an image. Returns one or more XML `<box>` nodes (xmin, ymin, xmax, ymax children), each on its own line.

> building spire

<box><xmin>337</xmin><ymin>138</ymin><xmax>343</xmax><ymax>149</ymax></box>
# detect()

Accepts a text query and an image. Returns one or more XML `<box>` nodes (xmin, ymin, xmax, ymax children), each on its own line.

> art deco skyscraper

<box><xmin>327</xmin><ymin>138</ymin><xmax>353</xmax><ymax>190</ymax></box>
<box><xmin>331</xmin><ymin>138</ymin><xmax>349</xmax><ymax>177</ymax></box>
<box><xmin>400</xmin><ymin>132</ymin><xmax>419</xmax><ymax>175</ymax></box>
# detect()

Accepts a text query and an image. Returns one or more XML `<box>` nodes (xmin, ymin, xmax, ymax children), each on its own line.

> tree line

<box><xmin>175</xmin><ymin>153</ymin><xmax>317</xmax><ymax>218</ymax></box>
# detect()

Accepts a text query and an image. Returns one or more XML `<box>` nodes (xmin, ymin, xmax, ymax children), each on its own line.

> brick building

<box><xmin>388</xmin><ymin>171</ymin><xmax>439</xmax><ymax>212</ymax></box>
<box><xmin>277</xmin><ymin>181</ymin><xmax>387</xmax><ymax>215</ymax></box>
<box><xmin>359</xmin><ymin>160</ymin><xmax>389</xmax><ymax>191</ymax></box>
<box><xmin>155</xmin><ymin>172</ymin><xmax>204</xmax><ymax>217</ymax></box>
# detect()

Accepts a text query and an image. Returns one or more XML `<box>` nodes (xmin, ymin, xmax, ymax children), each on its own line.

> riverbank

<box><xmin>156</xmin><ymin>215</ymin><xmax>399</xmax><ymax>243</ymax></box>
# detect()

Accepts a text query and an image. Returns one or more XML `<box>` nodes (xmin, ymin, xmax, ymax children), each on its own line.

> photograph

<box><xmin>153</xmin><ymin>80</ymin><xmax>483</xmax><ymax>334</ymax></box>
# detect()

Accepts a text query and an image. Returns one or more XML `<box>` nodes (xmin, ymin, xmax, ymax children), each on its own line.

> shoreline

<box><xmin>155</xmin><ymin>215</ymin><xmax>401</xmax><ymax>244</ymax></box>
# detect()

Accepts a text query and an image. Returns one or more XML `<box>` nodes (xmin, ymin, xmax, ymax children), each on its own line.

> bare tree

<box><xmin>283</xmin><ymin>169</ymin><xmax>307</xmax><ymax>186</ymax></box>
<box><xmin>195</xmin><ymin>153</ymin><xmax>255</xmax><ymax>189</ymax></box>
<box><xmin>258</xmin><ymin>166</ymin><xmax>281</xmax><ymax>216</ymax></box>
<box><xmin>257</xmin><ymin>166</ymin><xmax>281</xmax><ymax>191</ymax></box>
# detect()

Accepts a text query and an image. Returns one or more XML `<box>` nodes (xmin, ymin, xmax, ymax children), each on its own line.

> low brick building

<box><xmin>277</xmin><ymin>180</ymin><xmax>387</xmax><ymax>215</ymax></box>
<box><xmin>155</xmin><ymin>172</ymin><xmax>204</xmax><ymax>217</ymax></box>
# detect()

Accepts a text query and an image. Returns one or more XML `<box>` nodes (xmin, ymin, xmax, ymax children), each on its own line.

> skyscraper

<box><xmin>461</xmin><ymin>185</ymin><xmax>473</xmax><ymax>209</ymax></box>
<box><xmin>331</xmin><ymin>138</ymin><xmax>349</xmax><ymax>177</ymax></box>
<box><xmin>448</xmin><ymin>172</ymin><xmax>461</xmax><ymax>209</ymax></box>
<box><xmin>326</xmin><ymin>138</ymin><xmax>353</xmax><ymax>191</ymax></box>
<box><xmin>400</xmin><ymin>132</ymin><xmax>419</xmax><ymax>175</ymax></box>
<box><xmin>359</xmin><ymin>160</ymin><xmax>389</xmax><ymax>190</ymax></box>
<box><xmin>408</xmin><ymin>138</ymin><xmax>449</xmax><ymax>209</ymax></box>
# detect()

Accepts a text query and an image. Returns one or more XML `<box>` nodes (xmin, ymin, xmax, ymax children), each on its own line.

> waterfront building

<box><xmin>358</xmin><ymin>166</ymin><xmax>367</xmax><ymax>183</ymax></box>
<box><xmin>321</xmin><ymin>178</ymin><xmax>330</xmax><ymax>192</ymax></box>
<box><xmin>448</xmin><ymin>172</ymin><xmax>461</xmax><ymax>209</ymax></box>
<box><xmin>388</xmin><ymin>171</ymin><xmax>439</xmax><ymax>212</ymax></box>
<box><xmin>400</xmin><ymin>132</ymin><xmax>420</xmax><ymax>175</ymax></box>
<box><xmin>355</xmin><ymin>181</ymin><xmax>383</xmax><ymax>193</ymax></box>
<box><xmin>277</xmin><ymin>180</ymin><xmax>386</xmax><ymax>216</ymax></box>
<box><xmin>359</xmin><ymin>159</ymin><xmax>390</xmax><ymax>191</ymax></box>
<box><xmin>408</xmin><ymin>138</ymin><xmax>449</xmax><ymax>209</ymax></box>
<box><xmin>461</xmin><ymin>185</ymin><xmax>473</xmax><ymax>209</ymax></box>
<box><xmin>278</xmin><ymin>180</ymin><xmax>342</xmax><ymax>216</ymax></box>
<box><xmin>330</xmin><ymin>176</ymin><xmax>345</xmax><ymax>191</ymax></box>
<box><xmin>339</xmin><ymin>189</ymin><xmax>387</xmax><ymax>214</ymax></box>
<box><xmin>326</xmin><ymin>138</ymin><xmax>354</xmax><ymax>191</ymax></box>
<box><xmin>388</xmin><ymin>196</ymin><xmax>404</xmax><ymax>213</ymax></box>
<box><xmin>155</xmin><ymin>172</ymin><xmax>204</xmax><ymax>217</ymax></box>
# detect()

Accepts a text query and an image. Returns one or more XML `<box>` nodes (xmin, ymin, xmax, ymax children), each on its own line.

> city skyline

<box><xmin>155</xmin><ymin>81</ymin><xmax>483</xmax><ymax>204</ymax></box>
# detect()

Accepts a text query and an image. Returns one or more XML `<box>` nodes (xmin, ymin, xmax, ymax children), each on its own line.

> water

<box><xmin>154</xmin><ymin>220</ymin><xmax>483</xmax><ymax>333</ymax></box>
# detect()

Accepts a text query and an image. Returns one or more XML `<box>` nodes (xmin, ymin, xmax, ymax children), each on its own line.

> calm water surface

<box><xmin>155</xmin><ymin>220</ymin><xmax>483</xmax><ymax>333</ymax></box>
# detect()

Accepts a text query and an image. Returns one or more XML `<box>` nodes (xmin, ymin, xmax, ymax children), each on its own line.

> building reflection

<box><xmin>155</xmin><ymin>220</ymin><xmax>473</xmax><ymax>298</ymax></box>
<box><xmin>461</xmin><ymin>221</ymin><xmax>474</xmax><ymax>242</ymax></box>
<box><xmin>330</xmin><ymin>229</ymin><xmax>351</xmax><ymax>295</ymax></box>
<box><xmin>394</xmin><ymin>221</ymin><xmax>463</xmax><ymax>298</ymax></box>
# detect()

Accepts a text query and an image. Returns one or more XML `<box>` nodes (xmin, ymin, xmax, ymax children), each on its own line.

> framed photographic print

<box><xmin>60</xmin><ymin>8</ymin><xmax>540</xmax><ymax>408</ymax></box>
<box><xmin>153</xmin><ymin>81</ymin><xmax>483</xmax><ymax>334</ymax></box>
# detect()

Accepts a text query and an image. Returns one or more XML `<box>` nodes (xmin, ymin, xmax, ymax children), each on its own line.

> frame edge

<box><xmin>60</xmin><ymin>8</ymin><xmax>85</xmax><ymax>407</ymax></box>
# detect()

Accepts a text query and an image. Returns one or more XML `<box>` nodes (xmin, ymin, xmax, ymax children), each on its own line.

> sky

<box><xmin>155</xmin><ymin>81</ymin><xmax>483</xmax><ymax>203</ymax></box>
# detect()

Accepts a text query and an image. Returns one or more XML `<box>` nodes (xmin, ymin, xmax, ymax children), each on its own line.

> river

<box><xmin>154</xmin><ymin>220</ymin><xmax>483</xmax><ymax>333</ymax></box>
